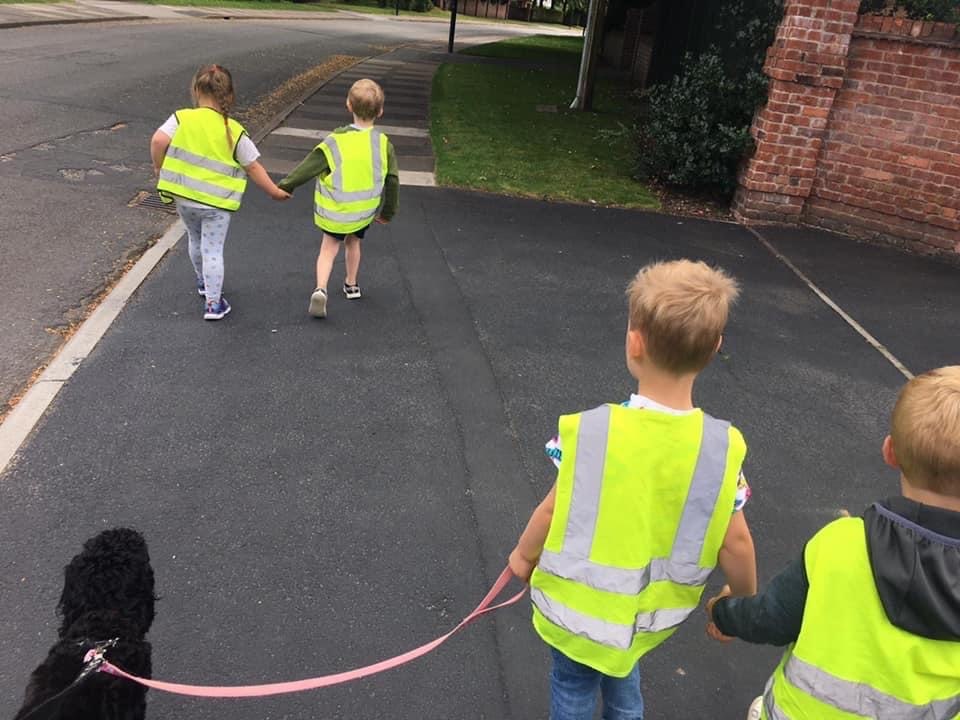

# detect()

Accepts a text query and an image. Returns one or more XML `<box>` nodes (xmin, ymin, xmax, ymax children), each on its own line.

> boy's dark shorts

<box><xmin>323</xmin><ymin>224</ymin><xmax>370</xmax><ymax>242</ymax></box>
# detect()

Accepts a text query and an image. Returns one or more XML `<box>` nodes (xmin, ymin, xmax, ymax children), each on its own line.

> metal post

<box><xmin>447</xmin><ymin>0</ymin><xmax>458</xmax><ymax>53</ymax></box>
<box><xmin>395</xmin><ymin>0</ymin><xmax>399</xmax><ymax>17</ymax></box>
<box><xmin>569</xmin><ymin>0</ymin><xmax>604</xmax><ymax>111</ymax></box>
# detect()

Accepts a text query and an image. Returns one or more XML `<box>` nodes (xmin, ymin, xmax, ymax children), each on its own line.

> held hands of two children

<box><xmin>270</xmin><ymin>186</ymin><xmax>291</xmax><ymax>202</ymax></box>
<box><xmin>705</xmin><ymin>585</ymin><xmax>735</xmax><ymax>643</ymax></box>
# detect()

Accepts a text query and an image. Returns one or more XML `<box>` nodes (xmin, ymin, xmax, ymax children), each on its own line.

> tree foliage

<box><xmin>632</xmin><ymin>0</ymin><xmax>783</xmax><ymax>196</ymax></box>
<box><xmin>859</xmin><ymin>0</ymin><xmax>959</xmax><ymax>22</ymax></box>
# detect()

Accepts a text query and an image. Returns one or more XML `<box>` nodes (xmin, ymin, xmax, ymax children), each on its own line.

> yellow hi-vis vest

<box><xmin>761</xmin><ymin>518</ymin><xmax>960</xmax><ymax>720</ymax></box>
<box><xmin>313</xmin><ymin>127</ymin><xmax>389</xmax><ymax>235</ymax></box>
<box><xmin>530</xmin><ymin>404</ymin><xmax>745</xmax><ymax>677</ymax></box>
<box><xmin>157</xmin><ymin>107</ymin><xmax>248</xmax><ymax>212</ymax></box>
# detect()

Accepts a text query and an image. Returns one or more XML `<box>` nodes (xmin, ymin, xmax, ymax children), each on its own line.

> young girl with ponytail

<box><xmin>151</xmin><ymin>64</ymin><xmax>289</xmax><ymax>320</ymax></box>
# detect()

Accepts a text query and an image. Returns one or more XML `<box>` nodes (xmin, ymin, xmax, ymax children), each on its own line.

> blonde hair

<box><xmin>891</xmin><ymin>366</ymin><xmax>960</xmax><ymax>496</ymax></box>
<box><xmin>626</xmin><ymin>260</ymin><xmax>739</xmax><ymax>374</ymax></box>
<box><xmin>192</xmin><ymin>64</ymin><xmax>236</xmax><ymax>150</ymax></box>
<box><xmin>348</xmin><ymin>79</ymin><xmax>385</xmax><ymax>121</ymax></box>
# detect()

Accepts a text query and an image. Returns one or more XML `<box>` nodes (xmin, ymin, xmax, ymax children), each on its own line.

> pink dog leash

<box><xmin>91</xmin><ymin>567</ymin><xmax>526</xmax><ymax>698</ymax></box>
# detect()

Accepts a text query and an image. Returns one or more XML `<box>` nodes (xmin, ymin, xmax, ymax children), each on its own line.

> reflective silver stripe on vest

<box><xmin>770</xmin><ymin>655</ymin><xmax>960</xmax><ymax>720</ymax></box>
<box><xmin>319</xmin><ymin>131</ymin><xmax>385</xmax><ymax>203</ymax></box>
<box><xmin>158</xmin><ymin>169</ymin><xmax>243</xmax><ymax>204</ymax></box>
<box><xmin>315</xmin><ymin>206</ymin><xmax>378</xmax><ymax>224</ymax></box>
<box><xmin>762</xmin><ymin>673</ymin><xmax>787</xmax><ymax>720</ymax></box>
<box><xmin>532</xmin><ymin>588</ymin><xmax>633</xmax><ymax>650</ymax></box>
<box><xmin>672</xmin><ymin>416</ymin><xmax>731</xmax><ymax>564</ymax></box>
<box><xmin>166</xmin><ymin>145</ymin><xmax>243</xmax><ymax>178</ymax></box>
<box><xmin>537</xmin><ymin>407</ymin><xmax>731</xmax><ymax>596</ymax></box>
<box><xmin>532</xmin><ymin>589</ymin><xmax>696</xmax><ymax>650</ymax></box>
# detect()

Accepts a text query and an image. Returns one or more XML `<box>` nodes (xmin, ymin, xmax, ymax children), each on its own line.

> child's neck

<box><xmin>901</xmin><ymin>479</ymin><xmax>960</xmax><ymax>512</ymax></box>
<box><xmin>352</xmin><ymin>115</ymin><xmax>375</xmax><ymax>129</ymax></box>
<box><xmin>634</xmin><ymin>365</ymin><xmax>696</xmax><ymax>412</ymax></box>
<box><xmin>196</xmin><ymin>94</ymin><xmax>222</xmax><ymax>113</ymax></box>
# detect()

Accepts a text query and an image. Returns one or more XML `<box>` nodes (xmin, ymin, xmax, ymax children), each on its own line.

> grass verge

<box><xmin>431</xmin><ymin>35</ymin><xmax>657</xmax><ymax>209</ymax></box>
<box><xmin>461</xmin><ymin>33</ymin><xmax>583</xmax><ymax>62</ymax></box>
<box><xmin>142</xmin><ymin>0</ymin><xmax>336</xmax><ymax>10</ymax></box>
<box><xmin>324</xmin><ymin>0</ymin><xmax>446</xmax><ymax>15</ymax></box>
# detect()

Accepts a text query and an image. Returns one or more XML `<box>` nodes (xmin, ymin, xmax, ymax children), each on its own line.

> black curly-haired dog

<box><xmin>14</xmin><ymin>528</ymin><xmax>156</xmax><ymax>720</ymax></box>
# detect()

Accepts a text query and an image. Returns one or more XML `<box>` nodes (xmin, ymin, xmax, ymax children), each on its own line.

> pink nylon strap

<box><xmin>99</xmin><ymin>567</ymin><xmax>525</xmax><ymax>698</ymax></box>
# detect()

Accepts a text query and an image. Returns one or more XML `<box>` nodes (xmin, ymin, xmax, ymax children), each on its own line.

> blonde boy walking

<box><xmin>510</xmin><ymin>259</ymin><xmax>757</xmax><ymax>720</ymax></box>
<box><xmin>708</xmin><ymin>366</ymin><xmax>960</xmax><ymax>720</ymax></box>
<box><xmin>279</xmin><ymin>79</ymin><xmax>399</xmax><ymax>318</ymax></box>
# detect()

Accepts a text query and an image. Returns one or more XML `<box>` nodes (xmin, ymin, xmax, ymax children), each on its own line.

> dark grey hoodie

<box><xmin>712</xmin><ymin>496</ymin><xmax>960</xmax><ymax>645</ymax></box>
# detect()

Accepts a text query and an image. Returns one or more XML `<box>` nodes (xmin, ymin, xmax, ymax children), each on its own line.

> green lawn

<box><xmin>462</xmin><ymin>33</ymin><xmax>584</xmax><ymax>62</ymax></box>
<box><xmin>326</xmin><ymin>0</ymin><xmax>446</xmax><ymax>15</ymax></box>
<box><xmin>431</xmin><ymin>36</ymin><xmax>657</xmax><ymax>209</ymax></box>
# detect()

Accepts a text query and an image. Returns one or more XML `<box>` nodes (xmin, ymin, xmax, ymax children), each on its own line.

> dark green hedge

<box><xmin>859</xmin><ymin>0</ymin><xmax>959</xmax><ymax>22</ymax></box>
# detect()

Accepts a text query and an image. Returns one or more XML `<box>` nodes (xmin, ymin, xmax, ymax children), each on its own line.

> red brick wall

<box><xmin>734</xmin><ymin>0</ymin><xmax>960</xmax><ymax>257</ymax></box>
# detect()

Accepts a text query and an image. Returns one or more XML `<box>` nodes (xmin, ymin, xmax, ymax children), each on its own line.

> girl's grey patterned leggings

<box><xmin>176</xmin><ymin>202</ymin><xmax>232</xmax><ymax>305</ymax></box>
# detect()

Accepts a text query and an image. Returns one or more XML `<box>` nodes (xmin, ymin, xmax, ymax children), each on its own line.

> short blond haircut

<box><xmin>626</xmin><ymin>260</ymin><xmax>739</xmax><ymax>374</ymax></box>
<box><xmin>891</xmin><ymin>366</ymin><xmax>960</xmax><ymax>496</ymax></box>
<box><xmin>348</xmin><ymin>79</ymin><xmax>385</xmax><ymax>121</ymax></box>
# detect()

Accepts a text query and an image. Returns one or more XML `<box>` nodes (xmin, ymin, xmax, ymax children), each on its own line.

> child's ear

<box><xmin>715</xmin><ymin>335</ymin><xmax>723</xmax><ymax>354</ymax></box>
<box><xmin>882</xmin><ymin>435</ymin><xmax>900</xmax><ymax>470</ymax></box>
<box><xmin>626</xmin><ymin>327</ymin><xmax>645</xmax><ymax>360</ymax></box>
<box><xmin>378</xmin><ymin>107</ymin><xmax>384</xmax><ymax>119</ymax></box>
<box><xmin>346</xmin><ymin>99</ymin><xmax>353</xmax><ymax>113</ymax></box>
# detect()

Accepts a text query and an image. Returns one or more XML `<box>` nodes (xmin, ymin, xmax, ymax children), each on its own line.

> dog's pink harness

<box><xmin>87</xmin><ymin>567</ymin><xmax>525</xmax><ymax>698</ymax></box>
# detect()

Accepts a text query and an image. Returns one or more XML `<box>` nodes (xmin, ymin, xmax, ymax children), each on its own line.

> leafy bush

<box><xmin>634</xmin><ymin>52</ymin><xmax>766</xmax><ymax>195</ymax></box>
<box><xmin>859</xmin><ymin>0</ymin><xmax>960</xmax><ymax>22</ymax></box>
<box><xmin>633</xmin><ymin>0</ymin><xmax>783</xmax><ymax>196</ymax></box>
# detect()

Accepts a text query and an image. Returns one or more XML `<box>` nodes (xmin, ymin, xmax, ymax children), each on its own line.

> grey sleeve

<box><xmin>712</xmin><ymin>552</ymin><xmax>809</xmax><ymax>646</ymax></box>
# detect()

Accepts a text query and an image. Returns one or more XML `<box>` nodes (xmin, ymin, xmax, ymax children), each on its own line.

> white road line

<box><xmin>0</xmin><ymin>221</ymin><xmax>185</xmax><ymax>476</ymax></box>
<box><xmin>747</xmin><ymin>225</ymin><xmax>914</xmax><ymax>380</ymax></box>
<box><xmin>399</xmin><ymin>170</ymin><xmax>435</xmax><ymax>186</ymax></box>
<box><xmin>272</xmin><ymin>124</ymin><xmax>429</xmax><ymax>139</ymax></box>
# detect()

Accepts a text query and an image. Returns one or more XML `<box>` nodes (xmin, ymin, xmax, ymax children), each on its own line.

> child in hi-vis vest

<box><xmin>510</xmin><ymin>260</ymin><xmax>758</xmax><ymax>720</ymax></box>
<box><xmin>707</xmin><ymin>366</ymin><xmax>960</xmax><ymax>720</ymax></box>
<box><xmin>278</xmin><ymin>79</ymin><xmax>399</xmax><ymax>319</ymax></box>
<box><xmin>151</xmin><ymin>64</ymin><xmax>289</xmax><ymax>320</ymax></box>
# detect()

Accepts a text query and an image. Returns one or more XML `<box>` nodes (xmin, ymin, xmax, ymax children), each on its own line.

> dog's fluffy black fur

<box><xmin>14</xmin><ymin>528</ymin><xmax>156</xmax><ymax>720</ymax></box>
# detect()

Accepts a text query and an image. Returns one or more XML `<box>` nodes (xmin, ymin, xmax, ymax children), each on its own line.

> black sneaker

<box><xmin>343</xmin><ymin>283</ymin><xmax>362</xmax><ymax>300</ymax></box>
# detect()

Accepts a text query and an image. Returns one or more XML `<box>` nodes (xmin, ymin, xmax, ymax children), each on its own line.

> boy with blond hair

<box><xmin>510</xmin><ymin>259</ymin><xmax>757</xmax><ymax>720</ymax></box>
<box><xmin>279</xmin><ymin>79</ymin><xmax>399</xmax><ymax>318</ymax></box>
<box><xmin>708</xmin><ymin>366</ymin><xmax>960</xmax><ymax>720</ymax></box>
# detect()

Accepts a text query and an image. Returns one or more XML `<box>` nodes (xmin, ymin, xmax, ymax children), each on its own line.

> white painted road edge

<box><xmin>0</xmin><ymin>220</ymin><xmax>185</xmax><ymax>475</ymax></box>
<box><xmin>747</xmin><ymin>225</ymin><xmax>914</xmax><ymax>381</ymax></box>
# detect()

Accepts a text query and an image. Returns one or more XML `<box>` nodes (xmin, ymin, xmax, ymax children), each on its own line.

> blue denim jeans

<box><xmin>549</xmin><ymin>648</ymin><xmax>644</xmax><ymax>720</ymax></box>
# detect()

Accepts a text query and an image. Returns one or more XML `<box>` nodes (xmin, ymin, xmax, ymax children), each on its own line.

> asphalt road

<box><xmin>0</xmin><ymin>14</ymin><xmax>536</xmax><ymax>412</ymax></box>
<box><xmin>3</xmin><ymin>180</ymin><xmax>957</xmax><ymax>718</ymax></box>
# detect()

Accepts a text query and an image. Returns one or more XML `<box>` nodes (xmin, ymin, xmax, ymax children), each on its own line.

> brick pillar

<box><xmin>733</xmin><ymin>0</ymin><xmax>859</xmax><ymax>222</ymax></box>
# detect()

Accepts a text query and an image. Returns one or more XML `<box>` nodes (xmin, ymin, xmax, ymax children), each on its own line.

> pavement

<box><xmin>0</xmin><ymin>0</ymin><xmax>343</xmax><ymax>28</ymax></box>
<box><xmin>3</xmin><ymin>34</ymin><xmax>960</xmax><ymax>720</ymax></box>
<box><xmin>258</xmin><ymin>46</ymin><xmax>441</xmax><ymax>186</ymax></box>
<box><xmin>0</xmin><ymin>11</ymin><xmax>545</xmax><ymax>418</ymax></box>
